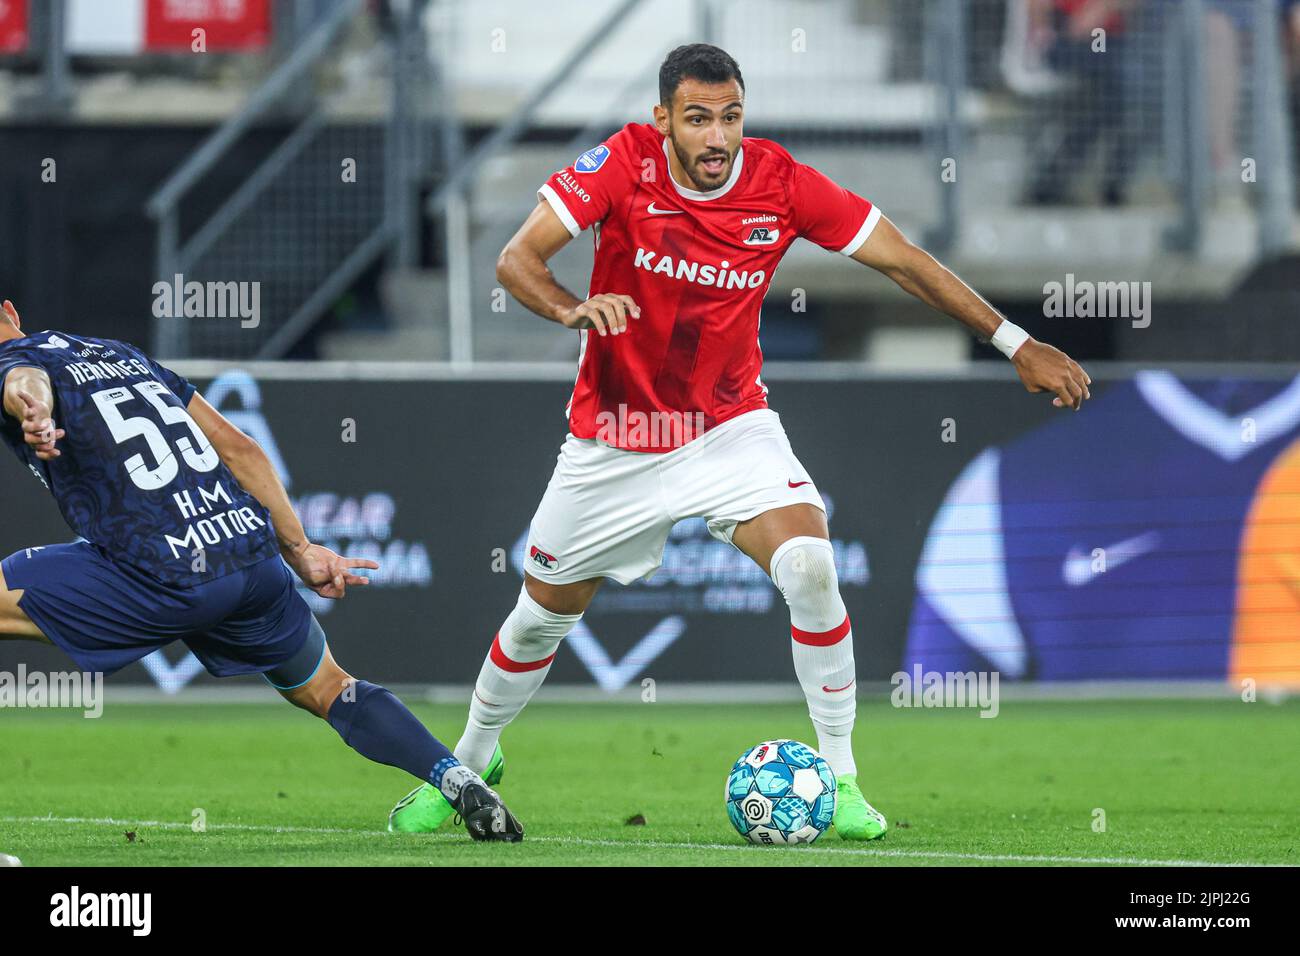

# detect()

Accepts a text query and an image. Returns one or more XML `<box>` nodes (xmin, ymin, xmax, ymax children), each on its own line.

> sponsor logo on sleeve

<box><xmin>575</xmin><ymin>144</ymin><xmax>610</xmax><ymax>173</ymax></box>
<box><xmin>555</xmin><ymin>170</ymin><xmax>592</xmax><ymax>203</ymax></box>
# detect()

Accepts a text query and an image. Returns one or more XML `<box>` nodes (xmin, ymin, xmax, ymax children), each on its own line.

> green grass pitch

<box><xmin>0</xmin><ymin>697</ymin><xmax>1295</xmax><ymax>866</ymax></box>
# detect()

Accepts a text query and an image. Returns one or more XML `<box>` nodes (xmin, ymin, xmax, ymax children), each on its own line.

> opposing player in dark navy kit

<box><xmin>0</xmin><ymin>300</ymin><xmax>522</xmax><ymax>842</ymax></box>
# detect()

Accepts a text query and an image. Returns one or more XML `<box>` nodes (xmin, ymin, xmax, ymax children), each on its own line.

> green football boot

<box><xmin>387</xmin><ymin>743</ymin><xmax>505</xmax><ymax>834</ymax></box>
<box><xmin>833</xmin><ymin>774</ymin><xmax>887</xmax><ymax>840</ymax></box>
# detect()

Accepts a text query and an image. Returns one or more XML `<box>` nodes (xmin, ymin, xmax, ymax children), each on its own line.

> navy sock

<box><xmin>326</xmin><ymin>680</ymin><xmax>462</xmax><ymax>791</ymax></box>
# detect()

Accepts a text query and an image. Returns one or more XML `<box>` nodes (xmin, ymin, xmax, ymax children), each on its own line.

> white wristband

<box><xmin>990</xmin><ymin>320</ymin><xmax>1030</xmax><ymax>360</ymax></box>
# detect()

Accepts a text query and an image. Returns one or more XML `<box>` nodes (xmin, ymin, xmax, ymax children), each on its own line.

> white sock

<box><xmin>454</xmin><ymin>583</ymin><xmax>582</xmax><ymax>773</ymax></box>
<box><xmin>436</xmin><ymin>764</ymin><xmax>480</xmax><ymax>804</ymax></box>
<box><xmin>771</xmin><ymin>536</ymin><xmax>858</xmax><ymax>778</ymax></box>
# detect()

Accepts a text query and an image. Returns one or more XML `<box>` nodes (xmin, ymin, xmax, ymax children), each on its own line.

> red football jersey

<box><xmin>539</xmin><ymin>122</ymin><xmax>879</xmax><ymax>452</ymax></box>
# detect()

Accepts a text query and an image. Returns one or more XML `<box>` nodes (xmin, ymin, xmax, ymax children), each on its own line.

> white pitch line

<box><xmin>525</xmin><ymin>836</ymin><xmax>1277</xmax><ymax>867</ymax></box>
<box><xmin>0</xmin><ymin>815</ymin><xmax>365</xmax><ymax>836</ymax></box>
<box><xmin>0</xmin><ymin>816</ymin><xmax>1280</xmax><ymax>867</ymax></box>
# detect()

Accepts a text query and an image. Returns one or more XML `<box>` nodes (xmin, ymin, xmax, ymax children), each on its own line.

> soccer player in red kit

<box><xmin>389</xmin><ymin>44</ymin><xmax>1091</xmax><ymax>839</ymax></box>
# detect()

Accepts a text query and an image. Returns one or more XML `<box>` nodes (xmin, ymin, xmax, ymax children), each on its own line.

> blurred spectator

<box><xmin>1200</xmin><ymin>1</ymin><xmax>1300</xmax><ymax>206</ymax></box>
<box><xmin>1285</xmin><ymin>0</ymin><xmax>1300</xmax><ymax>204</ymax></box>
<box><xmin>1204</xmin><ymin>1</ymin><xmax>1251</xmax><ymax>205</ymax></box>
<box><xmin>1021</xmin><ymin>0</ymin><xmax>1143</xmax><ymax>206</ymax></box>
<box><xmin>1288</xmin><ymin>0</ymin><xmax>1300</xmax><ymax>68</ymax></box>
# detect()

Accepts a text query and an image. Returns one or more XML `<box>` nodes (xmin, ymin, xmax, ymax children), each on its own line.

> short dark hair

<box><xmin>659</xmin><ymin>44</ymin><xmax>745</xmax><ymax>109</ymax></box>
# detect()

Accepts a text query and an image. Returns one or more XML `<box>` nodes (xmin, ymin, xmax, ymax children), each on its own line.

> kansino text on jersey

<box><xmin>634</xmin><ymin>248</ymin><xmax>766</xmax><ymax>289</ymax></box>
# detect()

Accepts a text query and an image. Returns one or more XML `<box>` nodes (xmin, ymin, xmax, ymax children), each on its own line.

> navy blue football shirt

<box><xmin>0</xmin><ymin>331</ymin><xmax>279</xmax><ymax>586</ymax></box>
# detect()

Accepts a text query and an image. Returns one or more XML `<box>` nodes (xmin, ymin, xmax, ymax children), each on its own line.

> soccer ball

<box><xmin>725</xmin><ymin>739</ymin><xmax>836</xmax><ymax>845</ymax></box>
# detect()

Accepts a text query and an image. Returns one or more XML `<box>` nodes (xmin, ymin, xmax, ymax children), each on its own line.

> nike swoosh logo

<box><xmin>647</xmin><ymin>202</ymin><xmax>682</xmax><ymax>215</ymax></box>
<box><xmin>788</xmin><ymin>480</ymin><xmax>811</xmax><ymax>488</ymax></box>
<box><xmin>823</xmin><ymin>679</ymin><xmax>855</xmax><ymax>693</ymax></box>
<box><xmin>1061</xmin><ymin>531</ymin><xmax>1161</xmax><ymax>587</ymax></box>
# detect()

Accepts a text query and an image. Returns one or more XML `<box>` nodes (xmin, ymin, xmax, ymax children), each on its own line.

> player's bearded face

<box><xmin>664</xmin><ymin>81</ymin><xmax>743</xmax><ymax>192</ymax></box>
<box><xmin>670</xmin><ymin>135</ymin><xmax>733</xmax><ymax>192</ymax></box>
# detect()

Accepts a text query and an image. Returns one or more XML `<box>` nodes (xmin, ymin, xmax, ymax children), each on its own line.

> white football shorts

<box><xmin>523</xmin><ymin>408</ymin><xmax>825</xmax><ymax>585</ymax></box>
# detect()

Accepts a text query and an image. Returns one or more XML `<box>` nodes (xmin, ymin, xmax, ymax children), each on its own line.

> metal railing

<box><xmin>435</xmin><ymin>0</ymin><xmax>1300</xmax><ymax>366</ymax></box>
<box><xmin>424</xmin><ymin>0</ymin><xmax>655</xmax><ymax>366</ymax></box>
<box><xmin>133</xmin><ymin>0</ymin><xmax>1297</xmax><ymax>362</ymax></box>
<box><xmin>145</xmin><ymin>0</ymin><xmax>432</xmax><ymax>360</ymax></box>
<box><xmin>971</xmin><ymin>0</ymin><xmax>1295</xmax><ymax>254</ymax></box>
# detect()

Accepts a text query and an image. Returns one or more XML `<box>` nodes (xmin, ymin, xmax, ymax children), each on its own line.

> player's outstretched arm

<box><xmin>850</xmin><ymin>215</ymin><xmax>1092</xmax><ymax>411</ymax></box>
<box><xmin>186</xmin><ymin>393</ymin><xmax>377</xmax><ymax>598</ymax></box>
<box><xmin>496</xmin><ymin>198</ymin><xmax>641</xmax><ymax>337</ymax></box>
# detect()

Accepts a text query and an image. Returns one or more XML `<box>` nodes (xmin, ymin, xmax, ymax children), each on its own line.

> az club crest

<box><xmin>529</xmin><ymin>545</ymin><xmax>558</xmax><ymax>570</ymax></box>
